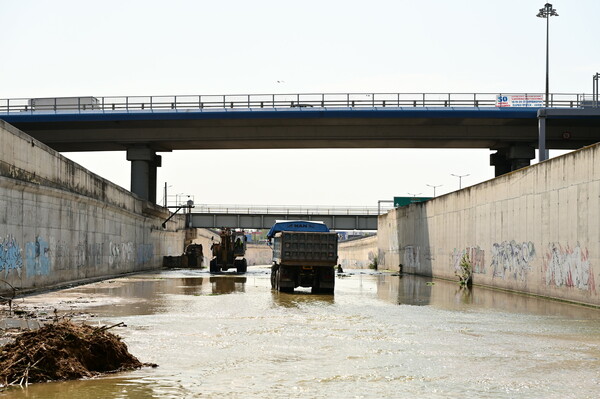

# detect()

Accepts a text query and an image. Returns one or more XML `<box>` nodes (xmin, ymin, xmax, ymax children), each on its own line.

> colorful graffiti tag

<box><xmin>543</xmin><ymin>243</ymin><xmax>595</xmax><ymax>292</ymax></box>
<box><xmin>25</xmin><ymin>237</ymin><xmax>51</xmax><ymax>276</ymax></box>
<box><xmin>0</xmin><ymin>235</ymin><xmax>23</xmax><ymax>277</ymax></box>
<box><xmin>491</xmin><ymin>241</ymin><xmax>535</xmax><ymax>281</ymax></box>
<box><xmin>136</xmin><ymin>244</ymin><xmax>154</xmax><ymax>265</ymax></box>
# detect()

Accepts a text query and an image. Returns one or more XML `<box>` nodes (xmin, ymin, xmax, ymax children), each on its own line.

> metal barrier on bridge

<box><xmin>0</xmin><ymin>92</ymin><xmax>593</xmax><ymax>114</ymax></box>
<box><xmin>188</xmin><ymin>204</ymin><xmax>393</xmax><ymax>231</ymax></box>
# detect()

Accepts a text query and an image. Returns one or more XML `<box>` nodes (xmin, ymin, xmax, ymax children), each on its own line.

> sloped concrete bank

<box><xmin>0</xmin><ymin>120</ymin><xmax>186</xmax><ymax>294</ymax></box>
<box><xmin>378</xmin><ymin>142</ymin><xmax>600</xmax><ymax>306</ymax></box>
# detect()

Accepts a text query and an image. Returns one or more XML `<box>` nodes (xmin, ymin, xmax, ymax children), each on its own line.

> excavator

<box><xmin>209</xmin><ymin>228</ymin><xmax>248</xmax><ymax>273</ymax></box>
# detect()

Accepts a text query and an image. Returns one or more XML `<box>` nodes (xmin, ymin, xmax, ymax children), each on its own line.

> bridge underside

<box><xmin>4</xmin><ymin>108</ymin><xmax>598</xmax><ymax>152</ymax></box>
<box><xmin>3</xmin><ymin>107</ymin><xmax>600</xmax><ymax>201</ymax></box>
<box><xmin>190</xmin><ymin>213</ymin><xmax>378</xmax><ymax>231</ymax></box>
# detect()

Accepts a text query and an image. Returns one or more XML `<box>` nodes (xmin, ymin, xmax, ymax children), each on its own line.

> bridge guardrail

<box><xmin>0</xmin><ymin>92</ymin><xmax>592</xmax><ymax>114</ymax></box>
<box><xmin>190</xmin><ymin>204</ymin><xmax>393</xmax><ymax>216</ymax></box>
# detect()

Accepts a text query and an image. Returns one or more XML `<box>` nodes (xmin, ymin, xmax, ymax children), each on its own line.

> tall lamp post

<box><xmin>537</xmin><ymin>3</ymin><xmax>559</xmax><ymax>108</ymax></box>
<box><xmin>451</xmin><ymin>173</ymin><xmax>469</xmax><ymax>190</ymax></box>
<box><xmin>426</xmin><ymin>184</ymin><xmax>442</xmax><ymax>198</ymax></box>
<box><xmin>594</xmin><ymin>72</ymin><xmax>599</xmax><ymax>107</ymax></box>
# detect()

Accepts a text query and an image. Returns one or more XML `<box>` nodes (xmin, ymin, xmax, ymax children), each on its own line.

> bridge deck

<box><xmin>1</xmin><ymin>92</ymin><xmax>597</xmax><ymax>153</ymax></box>
<box><xmin>188</xmin><ymin>204</ymin><xmax>386</xmax><ymax>230</ymax></box>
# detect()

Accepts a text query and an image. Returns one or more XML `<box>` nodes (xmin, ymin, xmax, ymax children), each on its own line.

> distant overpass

<box><xmin>187</xmin><ymin>204</ymin><xmax>387</xmax><ymax>230</ymax></box>
<box><xmin>2</xmin><ymin>92</ymin><xmax>599</xmax><ymax>202</ymax></box>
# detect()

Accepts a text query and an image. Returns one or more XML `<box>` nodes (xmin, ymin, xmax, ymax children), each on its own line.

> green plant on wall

<box><xmin>369</xmin><ymin>255</ymin><xmax>378</xmax><ymax>270</ymax></box>
<box><xmin>455</xmin><ymin>252</ymin><xmax>473</xmax><ymax>287</ymax></box>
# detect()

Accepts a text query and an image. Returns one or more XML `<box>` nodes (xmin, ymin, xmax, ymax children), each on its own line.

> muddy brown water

<box><xmin>1</xmin><ymin>267</ymin><xmax>600</xmax><ymax>398</ymax></box>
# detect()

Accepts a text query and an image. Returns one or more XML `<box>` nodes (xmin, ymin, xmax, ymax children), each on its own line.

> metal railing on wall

<box><xmin>0</xmin><ymin>92</ymin><xmax>591</xmax><ymax>114</ymax></box>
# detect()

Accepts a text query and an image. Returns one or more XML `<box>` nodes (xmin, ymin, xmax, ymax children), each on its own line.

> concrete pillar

<box><xmin>538</xmin><ymin>113</ymin><xmax>549</xmax><ymax>162</ymax></box>
<box><xmin>490</xmin><ymin>150</ymin><xmax>511</xmax><ymax>177</ymax></box>
<box><xmin>126</xmin><ymin>147</ymin><xmax>161</xmax><ymax>202</ymax></box>
<box><xmin>507</xmin><ymin>146</ymin><xmax>535</xmax><ymax>171</ymax></box>
<box><xmin>490</xmin><ymin>146</ymin><xmax>535</xmax><ymax>176</ymax></box>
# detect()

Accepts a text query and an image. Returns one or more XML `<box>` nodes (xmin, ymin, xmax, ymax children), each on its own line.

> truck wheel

<box><xmin>209</xmin><ymin>259</ymin><xmax>219</xmax><ymax>273</ymax></box>
<box><xmin>271</xmin><ymin>265</ymin><xmax>278</xmax><ymax>289</ymax></box>
<box><xmin>275</xmin><ymin>268</ymin><xmax>293</xmax><ymax>293</ymax></box>
<box><xmin>237</xmin><ymin>259</ymin><xmax>247</xmax><ymax>273</ymax></box>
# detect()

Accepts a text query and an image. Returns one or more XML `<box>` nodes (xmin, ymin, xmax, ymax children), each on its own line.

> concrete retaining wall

<box><xmin>245</xmin><ymin>244</ymin><xmax>272</xmax><ymax>266</ymax></box>
<box><xmin>378</xmin><ymin>142</ymin><xmax>600</xmax><ymax>306</ymax></box>
<box><xmin>0</xmin><ymin>120</ymin><xmax>186</xmax><ymax>294</ymax></box>
<box><xmin>338</xmin><ymin>235</ymin><xmax>378</xmax><ymax>269</ymax></box>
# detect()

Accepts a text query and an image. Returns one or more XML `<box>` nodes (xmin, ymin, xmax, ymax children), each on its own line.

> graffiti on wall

<box><xmin>25</xmin><ymin>237</ymin><xmax>51</xmax><ymax>276</ymax></box>
<box><xmin>490</xmin><ymin>241</ymin><xmax>536</xmax><ymax>281</ymax></box>
<box><xmin>109</xmin><ymin>242</ymin><xmax>135</xmax><ymax>268</ymax></box>
<box><xmin>136</xmin><ymin>244</ymin><xmax>153</xmax><ymax>265</ymax></box>
<box><xmin>74</xmin><ymin>240</ymin><xmax>104</xmax><ymax>268</ymax></box>
<box><xmin>424</xmin><ymin>246</ymin><xmax>435</xmax><ymax>261</ymax></box>
<box><xmin>0</xmin><ymin>235</ymin><xmax>23</xmax><ymax>277</ymax></box>
<box><xmin>452</xmin><ymin>247</ymin><xmax>485</xmax><ymax>274</ymax></box>
<box><xmin>543</xmin><ymin>243</ymin><xmax>595</xmax><ymax>292</ymax></box>
<box><xmin>403</xmin><ymin>246</ymin><xmax>420</xmax><ymax>269</ymax></box>
<box><xmin>49</xmin><ymin>237</ymin><xmax>71</xmax><ymax>271</ymax></box>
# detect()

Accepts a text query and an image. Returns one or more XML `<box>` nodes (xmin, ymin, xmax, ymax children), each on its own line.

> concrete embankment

<box><xmin>0</xmin><ymin>120</ymin><xmax>186</xmax><ymax>294</ymax></box>
<box><xmin>338</xmin><ymin>235</ymin><xmax>378</xmax><ymax>269</ymax></box>
<box><xmin>378</xmin><ymin>142</ymin><xmax>600</xmax><ymax>306</ymax></box>
<box><xmin>245</xmin><ymin>243</ymin><xmax>272</xmax><ymax>266</ymax></box>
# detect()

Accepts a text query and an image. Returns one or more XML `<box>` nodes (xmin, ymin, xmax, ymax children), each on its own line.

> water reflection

<box><xmin>377</xmin><ymin>273</ymin><xmax>600</xmax><ymax>319</ymax></box>
<box><xmin>0</xmin><ymin>375</ymin><xmax>189</xmax><ymax>399</ymax></box>
<box><xmin>270</xmin><ymin>291</ymin><xmax>335</xmax><ymax>308</ymax></box>
<box><xmin>209</xmin><ymin>276</ymin><xmax>247</xmax><ymax>295</ymax></box>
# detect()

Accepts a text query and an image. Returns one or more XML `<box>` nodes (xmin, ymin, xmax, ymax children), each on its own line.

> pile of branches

<box><xmin>0</xmin><ymin>320</ymin><xmax>154</xmax><ymax>387</ymax></box>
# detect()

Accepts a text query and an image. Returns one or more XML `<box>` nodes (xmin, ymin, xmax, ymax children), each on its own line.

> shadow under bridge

<box><xmin>189</xmin><ymin>205</ymin><xmax>381</xmax><ymax>230</ymax></box>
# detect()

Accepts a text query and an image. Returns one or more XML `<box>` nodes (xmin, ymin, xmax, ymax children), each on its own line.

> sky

<box><xmin>1</xmin><ymin>0</ymin><xmax>598</xmax><ymax>207</ymax></box>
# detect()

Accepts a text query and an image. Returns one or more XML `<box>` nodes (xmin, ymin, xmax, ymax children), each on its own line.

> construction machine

<box><xmin>209</xmin><ymin>228</ymin><xmax>248</xmax><ymax>273</ymax></box>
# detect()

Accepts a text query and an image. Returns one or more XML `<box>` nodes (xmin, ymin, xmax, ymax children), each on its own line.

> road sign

<box><xmin>394</xmin><ymin>197</ymin><xmax>432</xmax><ymax>207</ymax></box>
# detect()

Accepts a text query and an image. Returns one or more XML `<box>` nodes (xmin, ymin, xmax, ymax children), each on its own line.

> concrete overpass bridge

<box><xmin>1</xmin><ymin>92</ymin><xmax>599</xmax><ymax>202</ymax></box>
<box><xmin>187</xmin><ymin>204</ymin><xmax>385</xmax><ymax>230</ymax></box>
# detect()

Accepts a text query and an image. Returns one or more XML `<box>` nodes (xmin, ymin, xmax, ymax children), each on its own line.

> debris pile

<box><xmin>0</xmin><ymin>320</ymin><xmax>154</xmax><ymax>387</ymax></box>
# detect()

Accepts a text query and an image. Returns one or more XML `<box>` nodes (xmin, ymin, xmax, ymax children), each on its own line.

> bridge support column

<box><xmin>490</xmin><ymin>150</ymin><xmax>511</xmax><ymax>177</ymax></box>
<box><xmin>490</xmin><ymin>146</ymin><xmax>535</xmax><ymax>177</ymax></box>
<box><xmin>126</xmin><ymin>147</ymin><xmax>161</xmax><ymax>202</ymax></box>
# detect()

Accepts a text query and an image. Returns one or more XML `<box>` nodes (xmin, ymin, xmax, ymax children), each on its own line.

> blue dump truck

<box><xmin>267</xmin><ymin>220</ymin><xmax>338</xmax><ymax>294</ymax></box>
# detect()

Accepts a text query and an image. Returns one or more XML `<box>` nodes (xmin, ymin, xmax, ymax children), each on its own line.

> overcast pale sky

<box><xmin>1</xmin><ymin>0</ymin><xmax>597</xmax><ymax>206</ymax></box>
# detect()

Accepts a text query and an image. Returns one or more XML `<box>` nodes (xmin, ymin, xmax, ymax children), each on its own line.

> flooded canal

<box><xmin>2</xmin><ymin>267</ymin><xmax>600</xmax><ymax>398</ymax></box>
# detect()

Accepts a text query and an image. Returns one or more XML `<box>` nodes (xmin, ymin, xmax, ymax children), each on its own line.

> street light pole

<box><xmin>426</xmin><ymin>184</ymin><xmax>442</xmax><ymax>198</ymax></box>
<box><xmin>594</xmin><ymin>72</ymin><xmax>599</xmax><ymax>107</ymax></box>
<box><xmin>407</xmin><ymin>192</ymin><xmax>422</xmax><ymax>198</ymax></box>
<box><xmin>451</xmin><ymin>174</ymin><xmax>469</xmax><ymax>190</ymax></box>
<box><xmin>537</xmin><ymin>3</ymin><xmax>559</xmax><ymax>108</ymax></box>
